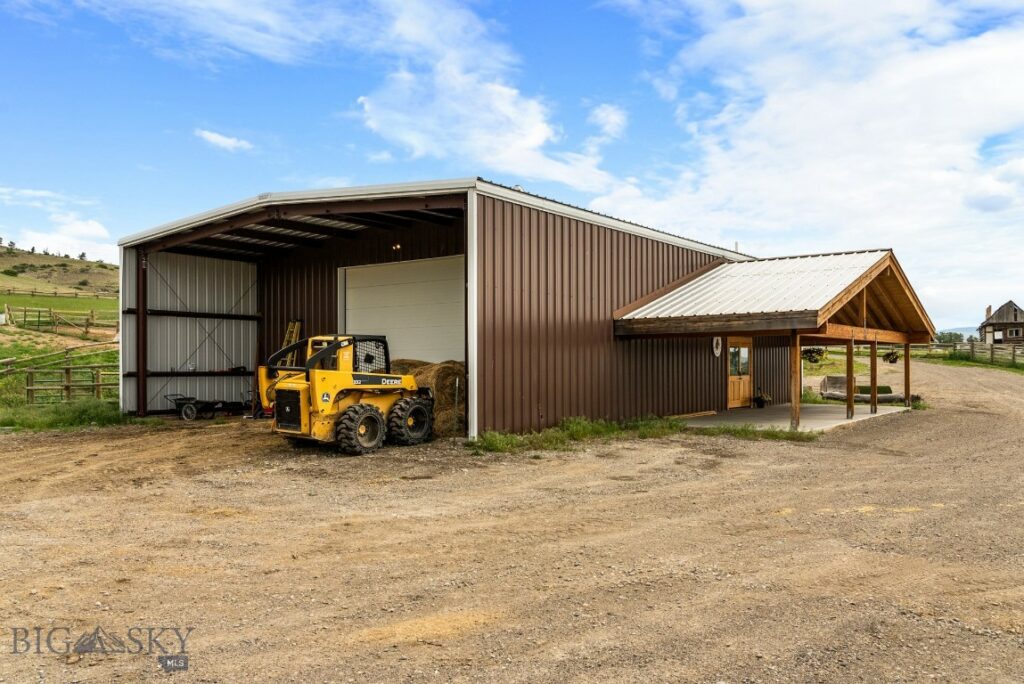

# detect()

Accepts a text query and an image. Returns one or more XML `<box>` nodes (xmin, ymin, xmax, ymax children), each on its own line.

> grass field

<box><xmin>916</xmin><ymin>353</ymin><xmax>1024</xmax><ymax>375</ymax></box>
<box><xmin>1</xmin><ymin>292</ymin><xmax>118</xmax><ymax>314</ymax></box>
<box><xmin>802</xmin><ymin>350</ymin><xmax>870</xmax><ymax>376</ymax></box>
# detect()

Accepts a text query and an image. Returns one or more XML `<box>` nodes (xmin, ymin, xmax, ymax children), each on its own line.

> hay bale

<box><xmin>391</xmin><ymin>358</ymin><xmax>430</xmax><ymax>375</ymax></box>
<box><xmin>401</xmin><ymin>360</ymin><xmax>467</xmax><ymax>438</ymax></box>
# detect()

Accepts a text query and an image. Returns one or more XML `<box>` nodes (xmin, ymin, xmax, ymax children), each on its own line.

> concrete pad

<box><xmin>684</xmin><ymin>403</ymin><xmax>910</xmax><ymax>433</ymax></box>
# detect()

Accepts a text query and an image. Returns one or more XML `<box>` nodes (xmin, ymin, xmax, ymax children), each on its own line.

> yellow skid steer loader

<box><xmin>257</xmin><ymin>335</ymin><xmax>433</xmax><ymax>455</ymax></box>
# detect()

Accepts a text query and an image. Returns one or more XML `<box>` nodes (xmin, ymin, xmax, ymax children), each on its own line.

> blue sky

<box><xmin>3</xmin><ymin>1</ymin><xmax>1024</xmax><ymax>329</ymax></box>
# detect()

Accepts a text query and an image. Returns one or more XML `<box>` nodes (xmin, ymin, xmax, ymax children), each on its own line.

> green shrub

<box><xmin>801</xmin><ymin>347</ymin><xmax>828</xmax><ymax>363</ymax></box>
<box><xmin>1</xmin><ymin>269</ymin><xmax>17</xmax><ymax>277</ymax></box>
<box><xmin>623</xmin><ymin>415</ymin><xmax>686</xmax><ymax>439</ymax></box>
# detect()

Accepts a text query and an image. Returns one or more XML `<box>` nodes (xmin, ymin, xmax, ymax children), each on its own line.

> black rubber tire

<box><xmin>335</xmin><ymin>404</ymin><xmax>386</xmax><ymax>455</ymax></box>
<box><xmin>387</xmin><ymin>397</ymin><xmax>434</xmax><ymax>445</ymax></box>
<box><xmin>179</xmin><ymin>403</ymin><xmax>197</xmax><ymax>421</ymax></box>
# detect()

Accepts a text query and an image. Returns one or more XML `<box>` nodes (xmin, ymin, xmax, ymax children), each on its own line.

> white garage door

<box><xmin>342</xmin><ymin>256</ymin><xmax>465</xmax><ymax>362</ymax></box>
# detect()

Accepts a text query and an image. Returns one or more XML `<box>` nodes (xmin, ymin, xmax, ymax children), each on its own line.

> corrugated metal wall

<box><xmin>476</xmin><ymin>194</ymin><xmax>739</xmax><ymax>433</ymax></box>
<box><xmin>120</xmin><ymin>248</ymin><xmax>257</xmax><ymax>412</ymax></box>
<box><xmin>259</xmin><ymin>223</ymin><xmax>465</xmax><ymax>357</ymax></box>
<box><xmin>753</xmin><ymin>335</ymin><xmax>792</xmax><ymax>405</ymax></box>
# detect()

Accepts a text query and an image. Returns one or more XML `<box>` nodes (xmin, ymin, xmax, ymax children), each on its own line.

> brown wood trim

<box><xmin>816</xmin><ymin>252</ymin><xmax>892</xmax><ymax>324</ymax></box>
<box><xmin>817</xmin><ymin>322</ymin><xmax>930</xmax><ymax>344</ymax></box>
<box><xmin>885</xmin><ymin>254</ymin><xmax>937</xmax><ymax>337</ymax></box>
<box><xmin>869</xmin><ymin>340</ymin><xmax>878</xmax><ymax>414</ymax></box>
<box><xmin>612</xmin><ymin>258</ymin><xmax>726</xmax><ymax>319</ymax></box>
<box><xmin>615</xmin><ymin>311</ymin><xmax>818</xmax><ymax>337</ymax></box>
<box><xmin>846</xmin><ymin>339</ymin><xmax>855</xmax><ymax>419</ymax></box>
<box><xmin>135</xmin><ymin>248</ymin><xmax>147</xmax><ymax>416</ymax></box>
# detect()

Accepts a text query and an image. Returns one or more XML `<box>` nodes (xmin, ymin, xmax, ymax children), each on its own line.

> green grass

<box><xmin>0</xmin><ymin>398</ymin><xmax>157</xmax><ymax>431</ymax></box>
<box><xmin>466</xmin><ymin>414</ymin><xmax>816</xmax><ymax>454</ymax></box>
<box><xmin>800</xmin><ymin>389</ymin><xmax>845</xmax><ymax>405</ymax></box>
<box><xmin>1</xmin><ymin>292</ymin><xmax>118</xmax><ymax>314</ymax></box>
<box><xmin>802</xmin><ymin>352</ymin><xmax>870</xmax><ymax>377</ymax></box>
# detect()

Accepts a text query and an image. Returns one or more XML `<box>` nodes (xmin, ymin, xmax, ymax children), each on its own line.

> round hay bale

<box><xmin>406</xmin><ymin>360</ymin><xmax>467</xmax><ymax>437</ymax></box>
<box><xmin>391</xmin><ymin>358</ymin><xmax>430</xmax><ymax>375</ymax></box>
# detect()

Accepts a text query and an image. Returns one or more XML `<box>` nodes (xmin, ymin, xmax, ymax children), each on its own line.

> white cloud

<box><xmin>15</xmin><ymin>0</ymin><xmax>620</xmax><ymax>193</ymax></box>
<box><xmin>588</xmin><ymin>104</ymin><xmax>628</xmax><ymax>140</ymax></box>
<box><xmin>0</xmin><ymin>185</ymin><xmax>117</xmax><ymax>262</ymax></box>
<box><xmin>595</xmin><ymin>0</ymin><xmax>1024</xmax><ymax>328</ymax></box>
<box><xmin>367</xmin><ymin>150</ymin><xmax>393</xmax><ymax>163</ymax></box>
<box><xmin>194</xmin><ymin>128</ymin><xmax>253</xmax><ymax>152</ymax></box>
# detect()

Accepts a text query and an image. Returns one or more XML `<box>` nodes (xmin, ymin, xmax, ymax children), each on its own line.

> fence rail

<box><xmin>0</xmin><ymin>286</ymin><xmax>117</xmax><ymax>299</ymax></box>
<box><xmin>909</xmin><ymin>341</ymin><xmax>1022</xmax><ymax>365</ymax></box>
<box><xmin>25</xmin><ymin>364</ymin><xmax>119</xmax><ymax>404</ymax></box>
<box><xmin>3</xmin><ymin>304</ymin><xmax>118</xmax><ymax>334</ymax></box>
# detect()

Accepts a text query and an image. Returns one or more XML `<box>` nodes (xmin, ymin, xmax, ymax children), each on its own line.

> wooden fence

<box><xmin>0</xmin><ymin>286</ymin><xmax>117</xmax><ymax>299</ymax></box>
<box><xmin>3</xmin><ymin>304</ymin><xmax>119</xmax><ymax>335</ymax></box>
<box><xmin>25</xmin><ymin>364</ymin><xmax>119</xmax><ymax>404</ymax></box>
<box><xmin>909</xmin><ymin>341</ymin><xmax>1023</xmax><ymax>366</ymax></box>
<box><xmin>0</xmin><ymin>342</ymin><xmax>120</xmax><ymax>404</ymax></box>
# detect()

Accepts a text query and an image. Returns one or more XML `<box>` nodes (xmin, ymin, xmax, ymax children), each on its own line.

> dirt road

<box><xmin>1</xmin><ymin>361</ymin><xmax>1022</xmax><ymax>682</ymax></box>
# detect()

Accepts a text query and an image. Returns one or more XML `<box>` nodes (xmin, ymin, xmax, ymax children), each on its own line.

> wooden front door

<box><xmin>727</xmin><ymin>336</ymin><xmax>753</xmax><ymax>409</ymax></box>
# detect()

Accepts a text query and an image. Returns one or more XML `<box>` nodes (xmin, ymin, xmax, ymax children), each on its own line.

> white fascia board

<box><xmin>118</xmin><ymin>178</ymin><xmax>478</xmax><ymax>247</ymax></box>
<box><xmin>473</xmin><ymin>180</ymin><xmax>751</xmax><ymax>262</ymax></box>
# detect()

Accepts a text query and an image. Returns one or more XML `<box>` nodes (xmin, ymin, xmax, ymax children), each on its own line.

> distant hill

<box><xmin>941</xmin><ymin>327</ymin><xmax>978</xmax><ymax>337</ymax></box>
<box><xmin>0</xmin><ymin>246</ymin><xmax>118</xmax><ymax>295</ymax></box>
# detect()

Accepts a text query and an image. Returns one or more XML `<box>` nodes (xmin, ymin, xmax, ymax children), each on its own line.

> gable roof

<box><xmin>118</xmin><ymin>177</ymin><xmax>750</xmax><ymax>262</ymax></box>
<box><xmin>980</xmin><ymin>300</ymin><xmax>1022</xmax><ymax>326</ymax></box>
<box><xmin>615</xmin><ymin>249</ymin><xmax>935</xmax><ymax>342</ymax></box>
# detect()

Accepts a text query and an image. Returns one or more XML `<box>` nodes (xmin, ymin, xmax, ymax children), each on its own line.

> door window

<box><xmin>729</xmin><ymin>346</ymin><xmax>750</xmax><ymax>376</ymax></box>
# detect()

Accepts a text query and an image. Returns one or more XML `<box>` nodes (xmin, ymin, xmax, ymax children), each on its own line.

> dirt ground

<box><xmin>1</xmin><ymin>361</ymin><xmax>1022</xmax><ymax>683</ymax></box>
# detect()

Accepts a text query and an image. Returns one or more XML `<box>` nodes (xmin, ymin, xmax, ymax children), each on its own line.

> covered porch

<box><xmin>614</xmin><ymin>249</ymin><xmax>935</xmax><ymax>430</ymax></box>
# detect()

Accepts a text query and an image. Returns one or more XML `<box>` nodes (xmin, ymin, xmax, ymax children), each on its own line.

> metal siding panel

<box><xmin>476</xmin><ymin>196</ymin><xmax>753</xmax><ymax>432</ymax></box>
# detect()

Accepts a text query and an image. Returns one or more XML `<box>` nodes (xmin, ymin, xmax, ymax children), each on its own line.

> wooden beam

<box><xmin>612</xmin><ymin>258</ymin><xmax>726</xmax><ymax>319</ymax></box>
<box><xmin>820</xmin><ymin>323</ymin><xmax>930</xmax><ymax>344</ymax></box>
<box><xmin>817</xmin><ymin>252</ymin><xmax>892</xmax><ymax>324</ymax></box>
<box><xmin>846</xmin><ymin>338</ymin><xmax>855</xmax><ymax>420</ymax></box>
<box><xmin>123</xmin><ymin>308</ymin><xmax>260</xmax><ymax>322</ymax></box>
<box><xmin>615</xmin><ymin>311</ymin><xmax>819</xmax><ymax>337</ymax></box>
<box><xmin>904</xmin><ymin>342</ymin><xmax>912</xmax><ymax>407</ymax></box>
<box><xmin>790</xmin><ymin>331</ymin><xmax>801</xmax><ymax>430</ymax></box>
<box><xmin>860</xmin><ymin>288</ymin><xmax>868</xmax><ymax>327</ymax></box>
<box><xmin>870</xmin><ymin>340</ymin><xmax>878</xmax><ymax>414</ymax></box>
<box><xmin>164</xmin><ymin>246</ymin><xmax>262</xmax><ymax>263</ymax></box>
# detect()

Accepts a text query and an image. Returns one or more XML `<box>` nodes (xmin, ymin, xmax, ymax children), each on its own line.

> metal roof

<box><xmin>118</xmin><ymin>177</ymin><xmax>750</xmax><ymax>261</ymax></box>
<box><xmin>622</xmin><ymin>250</ymin><xmax>890</xmax><ymax>320</ymax></box>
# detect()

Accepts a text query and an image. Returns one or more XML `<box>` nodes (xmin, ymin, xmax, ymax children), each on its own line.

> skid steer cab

<box><xmin>257</xmin><ymin>335</ymin><xmax>434</xmax><ymax>455</ymax></box>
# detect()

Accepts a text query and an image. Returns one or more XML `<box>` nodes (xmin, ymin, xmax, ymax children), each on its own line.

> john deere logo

<box><xmin>321</xmin><ymin>391</ymin><xmax>331</xmax><ymax>402</ymax></box>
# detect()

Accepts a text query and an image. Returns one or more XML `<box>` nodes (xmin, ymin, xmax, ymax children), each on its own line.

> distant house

<box><xmin>979</xmin><ymin>301</ymin><xmax>1024</xmax><ymax>344</ymax></box>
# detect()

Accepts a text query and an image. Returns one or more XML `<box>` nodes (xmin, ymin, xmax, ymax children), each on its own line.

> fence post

<box><xmin>64</xmin><ymin>366</ymin><xmax>72</xmax><ymax>401</ymax></box>
<box><xmin>94</xmin><ymin>369</ymin><xmax>102</xmax><ymax>398</ymax></box>
<box><xmin>991</xmin><ymin>345</ymin><xmax>996</xmax><ymax>363</ymax></box>
<box><xmin>970</xmin><ymin>341</ymin><xmax>975</xmax><ymax>360</ymax></box>
<box><xmin>26</xmin><ymin>370</ymin><xmax>34</xmax><ymax>404</ymax></box>
<box><xmin>1014</xmin><ymin>346</ymin><xmax>1018</xmax><ymax>366</ymax></box>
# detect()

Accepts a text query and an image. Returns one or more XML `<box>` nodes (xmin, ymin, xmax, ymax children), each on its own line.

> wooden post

<box><xmin>846</xmin><ymin>339</ymin><xmax>855</xmax><ymax>419</ymax></box>
<box><xmin>64</xmin><ymin>366</ymin><xmax>72</xmax><ymax>402</ymax></box>
<box><xmin>904</xmin><ymin>342</ymin><xmax>912</xmax><ymax>407</ymax></box>
<box><xmin>94</xmin><ymin>369</ymin><xmax>102</xmax><ymax>398</ymax></box>
<box><xmin>790</xmin><ymin>331</ymin><xmax>801</xmax><ymax>430</ymax></box>
<box><xmin>26</xmin><ymin>370</ymin><xmax>33</xmax><ymax>404</ymax></box>
<box><xmin>990</xmin><ymin>345</ymin><xmax>996</xmax><ymax>363</ymax></box>
<box><xmin>869</xmin><ymin>340</ymin><xmax>878</xmax><ymax>414</ymax></box>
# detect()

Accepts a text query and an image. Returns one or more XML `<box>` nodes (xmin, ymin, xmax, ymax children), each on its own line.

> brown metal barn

<box><xmin>118</xmin><ymin>178</ymin><xmax>934</xmax><ymax>435</ymax></box>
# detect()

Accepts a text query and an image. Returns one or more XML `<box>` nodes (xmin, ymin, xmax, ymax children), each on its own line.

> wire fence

<box><xmin>0</xmin><ymin>286</ymin><xmax>117</xmax><ymax>299</ymax></box>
